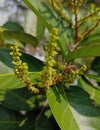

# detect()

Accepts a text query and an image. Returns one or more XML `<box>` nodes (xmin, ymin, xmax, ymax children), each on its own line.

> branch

<box><xmin>50</xmin><ymin>0</ymin><xmax>72</xmax><ymax>26</ymax></box>
<box><xmin>78</xmin><ymin>9</ymin><xmax>100</xmax><ymax>27</ymax></box>
<box><xmin>81</xmin><ymin>19</ymin><xmax>100</xmax><ymax>39</ymax></box>
<box><xmin>35</xmin><ymin>100</ymin><xmax>48</xmax><ymax>130</ymax></box>
<box><xmin>73</xmin><ymin>0</ymin><xmax>79</xmax><ymax>44</ymax></box>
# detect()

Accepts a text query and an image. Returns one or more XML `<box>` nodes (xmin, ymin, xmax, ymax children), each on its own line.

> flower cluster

<box><xmin>39</xmin><ymin>28</ymin><xmax>61</xmax><ymax>88</ymax></box>
<box><xmin>10</xmin><ymin>42</ymin><xmax>39</xmax><ymax>93</ymax></box>
<box><xmin>39</xmin><ymin>28</ymin><xmax>87</xmax><ymax>89</ymax></box>
<box><xmin>71</xmin><ymin>0</ymin><xmax>83</xmax><ymax>13</ymax></box>
<box><xmin>49</xmin><ymin>0</ymin><xmax>71</xmax><ymax>25</ymax></box>
<box><xmin>62</xmin><ymin>64</ymin><xmax>87</xmax><ymax>87</ymax></box>
<box><xmin>0</xmin><ymin>27</ymin><xmax>4</xmax><ymax>47</ymax></box>
<box><xmin>90</xmin><ymin>4</ymin><xmax>99</xmax><ymax>21</ymax></box>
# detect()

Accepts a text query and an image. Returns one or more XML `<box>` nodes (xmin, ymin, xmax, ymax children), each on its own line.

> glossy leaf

<box><xmin>4</xmin><ymin>30</ymin><xmax>38</xmax><ymax>47</ymax></box>
<box><xmin>66</xmin><ymin>43</ymin><xmax>100</xmax><ymax>62</ymax></box>
<box><xmin>47</xmin><ymin>86</ymin><xmax>100</xmax><ymax>130</ymax></box>
<box><xmin>79</xmin><ymin>78</ymin><xmax>100</xmax><ymax>105</ymax></box>
<box><xmin>23</xmin><ymin>0</ymin><xmax>68</xmax><ymax>55</ymax></box>
<box><xmin>0</xmin><ymin>48</ymin><xmax>43</xmax><ymax>73</ymax></box>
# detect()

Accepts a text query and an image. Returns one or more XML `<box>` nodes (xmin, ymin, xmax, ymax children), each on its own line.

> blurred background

<box><xmin>0</xmin><ymin>0</ymin><xmax>100</xmax><ymax>61</ymax></box>
<box><xmin>0</xmin><ymin>0</ymin><xmax>26</xmax><ymax>25</ymax></box>
<box><xmin>0</xmin><ymin>0</ymin><xmax>45</xmax><ymax>60</ymax></box>
<box><xmin>0</xmin><ymin>0</ymin><xmax>100</xmax><ymax>27</ymax></box>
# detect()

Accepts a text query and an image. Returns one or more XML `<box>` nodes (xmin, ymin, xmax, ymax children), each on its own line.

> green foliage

<box><xmin>47</xmin><ymin>86</ymin><xmax>100</xmax><ymax>130</ymax></box>
<box><xmin>91</xmin><ymin>57</ymin><xmax>100</xmax><ymax>75</ymax></box>
<box><xmin>4</xmin><ymin>30</ymin><xmax>38</xmax><ymax>47</ymax></box>
<box><xmin>66</xmin><ymin>43</ymin><xmax>100</xmax><ymax>62</ymax></box>
<box><xmin>0</xmin><ymin>0</ymin><xmax>100</xmax><ymax>130</ymax></box>
<box><xmin>0</xmin><ymin>106</ymin><xmax>22</xmax><ymax>130</ymax></box>
<box><xmin>3</xmin><ymin>21</ymin><xmax>24</xmax><ymax>31</ymax></box>
<box><xmin>0</xmin><ymin>48</ymin><xmax>43</xmax><ymax>74</ymax></box>
<box><xmin>1</xmin><ymin>87</ymin><xmax>36</xmax><ymax>111</ymax></box>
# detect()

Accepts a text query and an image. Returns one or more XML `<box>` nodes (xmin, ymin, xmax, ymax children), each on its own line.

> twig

<box><xmin>73</xmin><ymin>0</ymin><xmax>79</xmax><ymax>44</ymax></box>
<box><xmin>50</xmin><ymin>0</ymin><xmax>72</xmax><ymax>26</ymax></box>
<box><xmin>78</xmin><ymin>9</ymin><xmax>100</xmax><ymax>27</ymax></box>
<box><xmin>35</xmin><ymin>100</ymin><xmax>48</xmax><ymax>130</ymax></box>
<box><xmin>82</xmin><ymin>19</ymin><xmax>100</xmax><ymax>38</ymax></box>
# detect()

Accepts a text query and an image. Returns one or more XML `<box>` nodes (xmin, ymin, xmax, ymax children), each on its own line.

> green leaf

<box><xmin>0</xmin><ymin>74</ymin><xmax>23</xmax><ymax>90</ymax></box>
<box><xmin>23</xmin><ymin>0</ymin><xmax>68</xmax><ymax>55</ymax></box>
<box><xmin>4</xmin><ymin>30</ymin><xmax>38</xmax><ymax>47</ymax></box>
<box><xmin>0</xmin><ymin>48</ymin><xmax>43</xmax><ymax>74</ymax></box>
<box><xmin>36</xmin><ymin>116</ymin><xmax>55</xmax><ymax>130</ymax></box>
<box><xmin>47</xmin><ymin>86</ymin><xmax>100</xmax><ymax>130</ymax></box>
<box><xmin>23</xmin><ymin>0</ymin><xmax>51</xmax><ymax>30</ymax></box>
<box><xmin>85</xmin><ymin>74</ymin><xmax>100</xmax><ymax>82</ymax></box>
<box><xmin>66</xmin><ymin>43</ymin><xmax>100</xmax><ymax>62</ymax></box>
<box><xmin>0</xmin><ymin>48</ymin><xmax>13</xmax><ymax>73</ymax></box>
<box><xmin>91</xmin><ymin>57</ymin><xmax>100</xmax><ymax>75</ymax></box>
<box><xmin>79</xmin><ymin>78</ymin><xmax>100</xmax><ymax>105</ymax></box>
<box><xmin>0</xmin><ymin>72</ymin><xmax>40</xmax><ymax>101</ymax></box>
<box><xmin>21</xmin><ymin>52</ymin><xmax>43</xmax><ymax>72</ymax></box>
<box><xmin>0</xmin><ymin>61</ymin><xmax>13</xmax><ymax>74</ymax></box>
<box><xmin>36</xmin><ymin>17</ymin><xmax>45</xmax><ymax>41</ymax></box>
<box><xmin>81</xmin><ymin>33</ymin><xmax>100</xmax><ymax>45</ymax></box>
<box><xmin>3</xmin><ymin>21</ymin><xmax>24</xmax><ymax>31</ymax></box>
<box><xmin>0</xmin><ymin>106</ymin><xmax>22</xmax><ymax>130</ymax></box>
<box><xmin>18</xmin><ymin>111</ymin><xmax>56</xmax><ymax>130</ymax></box>
<box><xmin>1</xmin><ymin>87</ymin><xmax>36</xmax><ymax>111</ymax></box>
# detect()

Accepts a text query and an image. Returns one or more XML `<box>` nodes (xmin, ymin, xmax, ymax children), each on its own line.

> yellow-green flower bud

<box><xmin>10</xmin><ymin>42</ymin><xmax>39</xmax><ymax>93</ymax></box>
<box><xmin>39</xmin><ymin>28</ymin><xmax>60</xmax><ymax>88</ymax></box>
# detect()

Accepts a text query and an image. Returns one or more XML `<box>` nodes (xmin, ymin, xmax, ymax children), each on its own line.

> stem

<box><xmin>78</xmin><ymin>9</ymin><xmax>100</xmax><ymax>27</ymax></box>
<box><xmin>74</xmin><ymin>0</ymin><xmax>79</xmax><ymax>44</ymax></box>
<box><xmin>74</xmin><ymin>12</ymin><xmax>78</xmax><ymax>44</ymax></box>
<box><xmin>35</xmin><ymin>101</ymin><xmax>48</xmax><ymax>130</ymax></box>
<box><xmin>50</xmin><ymin>0</ymin><xmax>71</xmax><ymax>26</ymax></box>
<box><xmin>82</xmin><ymin>19</ymin><xmax>100</xmax><ymax>38</ymax></box>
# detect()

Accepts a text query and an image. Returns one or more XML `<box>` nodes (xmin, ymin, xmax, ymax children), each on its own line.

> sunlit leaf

<box><xmin>47</xmin><ymin>86</ymin><xmax>100</xmax><ymax>130</ymax></box>
<box><xmin>66</xmin><ymin>43</ymin><xmax>100</xmax><ymax>62</ymax></box>
<box><xmin>79</xmin><ymin>78</ymin><xmax>100</xmax><ymax>105</ymax></box>
<box><xmin>81</xmin><ymin>33</ymin><xmax>100</xmax><ymax>45</ymax></box>
<box><xmin>0</xmin><ymin>72</ymin><xmax>40</xmax><ymax>101</ymax></box>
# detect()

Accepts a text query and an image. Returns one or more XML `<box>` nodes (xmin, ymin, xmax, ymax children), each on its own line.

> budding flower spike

<box><xmin>10</xmin><ymin>42</ymin><xmax>39</xmax><ymax>94</ymax></box>
<box><xmin>39</xmin><ymin>28</ymin><xmax>61</xmax><ymax>88</ymax></box>
<box><xmin>39</xmin><ymin>28</ymin><xmax>87</xmax><ymax>89</ymax></box>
